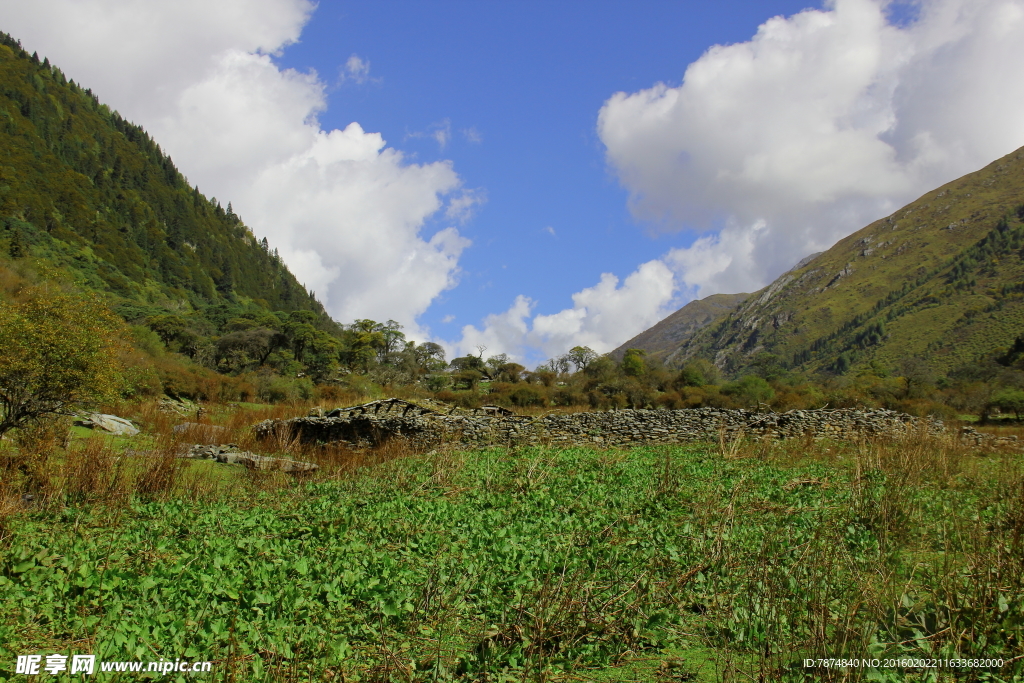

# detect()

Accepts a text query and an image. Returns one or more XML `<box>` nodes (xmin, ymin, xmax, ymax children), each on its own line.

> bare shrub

<box><xmin>59</xmin><ymin>437</ymin><xmax>128</xmax><ymax>505</ymax></box>
<box><xmin>134</xmin><ymin>435</ymin><xmax>186</xmax><ymax>499</ymax></box>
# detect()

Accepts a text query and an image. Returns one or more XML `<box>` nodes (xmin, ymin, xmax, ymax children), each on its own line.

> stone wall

<box><xmin>255</xmin><ymin>407</ymin><xmax>953</xmax><ymax>451</ymax></box>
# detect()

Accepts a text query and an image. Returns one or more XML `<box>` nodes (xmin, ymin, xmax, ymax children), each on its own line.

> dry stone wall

<box><xmin>255</xmin><ymin>407</ymin><xmax>955</xmax><ymax>451</ymax></box>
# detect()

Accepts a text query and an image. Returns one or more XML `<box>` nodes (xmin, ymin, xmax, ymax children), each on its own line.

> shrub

<box><xmin>620</xmin><ymin>349</ymin><xmax>645</xmax><ymax>377</ymax></box>
<box><xmin>509</xmin><ymin>385</ymin><xmax>547</xmax><ymax>408</ymax></box>
<box><xmin>991</xmin><ymin>388</ymin><xmax>1024</xmax><ymax>419</ymax></box>
<box><xmin>721</xmin><ymin>375</ymin><xmax>775</xmax><ymax>408</ymax></box>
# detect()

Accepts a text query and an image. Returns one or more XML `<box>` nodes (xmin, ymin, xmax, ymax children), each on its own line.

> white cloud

<box><xmin>445</xmin><ymin>188</ymin><xmax>488</xmax><ymax>223</ymax></box>
<box><xmin>462</xmin><ymin>127</ymin><xmax>483</xmax><ymax>143</ymax></box>
<box><xmin>434</xmin><ymin>124</ymin><xmax>451</xmax><ymax>150</ymax></box>
<box><xmin>450</xmin><ymin>260</ymin><xmax>677</xmax><ymax>362</ymax></box>
<box><xmin>406</xmin><ymin>119</ymin><xmax>453</xmax><ymax>151</ymax></box>
<box><xmin>543</xmin><ymin>226</ymin><xmax>557</xmax><ymax>237</ymax></box>
<box><xmin>0</xmin><ymin>0</ymin><xmax>314</xmax><ymax>124</ymax></box>
<box><xmin>342</xmin><ymin>54</ymin><xmax>372</xmax><ymax>84</ymax></box>
<box><xmin>599</xmin><ymin>0</ymin><xmax>1024</xmax><ymax>299</ymax></box>
<box><xmin>0</xmin><ymin>0</ymin><xmax>468</xmax><ymax>332</ymax></box>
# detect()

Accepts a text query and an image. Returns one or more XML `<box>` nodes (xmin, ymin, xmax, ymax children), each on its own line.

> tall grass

<box><xmin>698</xmin><ymin>430</ymin><xmax>1023</xmax><ymax>681</ymax></box>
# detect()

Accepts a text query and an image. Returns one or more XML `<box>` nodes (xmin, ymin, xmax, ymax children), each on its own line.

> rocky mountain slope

<box><xmin>650</xmin><ymin>144</ymin><xmax>1024</xmax><ymax>376</ymax></box>
<box><xmin>610</xmin><ymin>292</ymin><xmax>748</xmax><ymax>361</ymax></box>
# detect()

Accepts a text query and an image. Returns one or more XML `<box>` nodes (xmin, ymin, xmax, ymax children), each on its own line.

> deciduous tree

<box><xmin>566</xmin><ymin>346</ymin><xmax>598</xmax><ymax>372</ymax></box>
<box><xmin>0</xmin><ymin>292</ymin><xmax>128</xmax><ymax>438</ymax></box>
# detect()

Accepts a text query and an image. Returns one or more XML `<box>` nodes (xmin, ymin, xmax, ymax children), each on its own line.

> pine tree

<box><xmin>8</xmin><ymin>227</ymin><xmax>24</xmax><ymax>258</ymax></box>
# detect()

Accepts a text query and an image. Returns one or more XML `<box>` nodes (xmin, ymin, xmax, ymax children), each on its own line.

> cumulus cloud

<box><xmin>0</xmin><ymin>0</ymin><xmax>467</xmax><ymax>332</ymax></box>
<box><xmin>0</xmin><ymin>0</ymin><xmax>314</xmax><ymax>123</ymax></box>
<box><xmin>451</xmin><ymin>260</ymin><xmax>677</xmax><ymax>361</ymax></box>
<box><xmin>599</xmin><ymin>0</ymin><xmax>1024</xmax><ymax>298</ymax></box>
<box><xmin>460</xmin><ymin>0</ymin><xmax>1024</xmax><ymax>364</ymax></box>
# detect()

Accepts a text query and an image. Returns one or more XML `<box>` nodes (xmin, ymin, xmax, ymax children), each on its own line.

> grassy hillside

<box><xmin>671</xmin><ymin>145</ymin><xmax>1024</xmax><ymax>377</ymax></box>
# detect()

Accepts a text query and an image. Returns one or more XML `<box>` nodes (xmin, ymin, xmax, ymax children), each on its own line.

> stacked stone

<box><xmin>255</xmin><ymin>407</ymin><xmax>950</xmax><ymax>451</ymax></box>
<box><xmin>958</xmin><ymin>425</ymin><xmax>1020</xmax><ymax>449</ymax></box>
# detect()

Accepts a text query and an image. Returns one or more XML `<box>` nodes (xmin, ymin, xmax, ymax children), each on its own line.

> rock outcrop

<box><xmin>74</xmin><ymin>413</ymin><xmax>140</xmax><ymax>436</ymax></box>
<box><xmin>181</xmin><ymin>443</ymin><xmax>318</xmax><ymax>473</ymax></box>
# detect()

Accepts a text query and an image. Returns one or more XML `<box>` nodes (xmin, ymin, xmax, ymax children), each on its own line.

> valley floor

<box><xmin>1</xmin><ymin>410</ymin><xmax>1022</xmax><ymax>682</ymax></box>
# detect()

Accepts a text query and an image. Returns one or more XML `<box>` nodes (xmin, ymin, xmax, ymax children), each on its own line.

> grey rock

<box><xmin>253</xmin><ymin>404</ymin><xmax>973</xmax><ymax>453</ymax></box>
<box><xmin>181</xmin><ymin>443</ymin><xmax>317</xmax><ymax>473</ymax></box>
<box><xmin>75</xmin><ymin>413</ymin><xmax>140</xmax><ymax>436</ymax></box>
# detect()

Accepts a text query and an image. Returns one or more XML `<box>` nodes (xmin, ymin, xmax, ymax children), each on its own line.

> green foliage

<box><xmin>566</xmin><ymin>345</ymin><xmax>598</xmax><ymax>372</ymax></box>
<box><xmin>675</xmin><ymin>359</ymin><xmax>719</xmax><ymax>388</ymax></box>
<box><xmin>721</xmin><ymin>375</ymin><xmax>775</xmax><ymax>408</ymax></box>
<box><xmin>2</xmin><ymin>440</ymin><xmax>1021</xmax><ymax>679</ymax></box>
<box><xmin>508</xmin><ymin>384</ymin><xmax>546</xmax><ymax>407</ymax></box>
<box><xmin>7</xmin><ymin>225</ymin><xmax>23</xmax><ymax>258</ymax></box>
<box><xmin>990</xmin><ymin>387</ymin><xmax>1024</xmax><ymax>419</ymax></box>
<box><xmin>621</xmin><ymin>348</ymin><xmax>646</xmax><ymax>377</ymax></box>
<box><xmin>834</xmin><ymin>352</ymin><xmax>852</xmax><ymax>374</ymax></box>
<box><xmin>0</xmin><ymin>291</ymin><xmax>129</xmax><ymax>437</ymax></box>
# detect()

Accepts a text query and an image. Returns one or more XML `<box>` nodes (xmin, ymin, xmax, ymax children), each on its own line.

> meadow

<box><xmin>1</xmin><ymin>403</ymin><xmax>1022</xmax><ymax>682</ymax></box>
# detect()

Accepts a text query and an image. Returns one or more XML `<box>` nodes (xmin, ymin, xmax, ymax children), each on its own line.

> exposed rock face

<box><xmin>159</xmin><ymin>397</ymin><xmax>199</xmax><ymax>415</ymax></box>
<box><xmin>254</xmin><ymin>407</ymin><xmax>964</xmax><ymax>451</ymax></box>
<box><xmin>74</xmin><ymin>413</ymin><xmax>139</xmax><ymax>436</ymax></box>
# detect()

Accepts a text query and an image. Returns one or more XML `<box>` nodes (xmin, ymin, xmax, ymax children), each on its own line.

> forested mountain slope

<box><xmin>0</xmin><ymin>32</ymin><xmax>328</xmax><ymax>325</ymax></box>
<box><xmin>0</xmin><ymin>32</ymin><xmax>378</xmax><ymax>399</ymax></box>
<box><xmin>668</xmin><ymin>144</ymin><xmax>1024</xmax><ymax>377</ymax></box>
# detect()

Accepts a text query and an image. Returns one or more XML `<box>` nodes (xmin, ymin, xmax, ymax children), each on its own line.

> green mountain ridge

<box><xmin>0</xmin><ymin>31</ymin><xmax>379</xmax><ymax>399</ymax></box>
<box><xmin>650</xmin><ymin>144</ymin><xmax>1024</xmax><ymax>377</ymax></box>
<box><xmin>0</xmin><ymin>32</ymin><xmax>329</xmax><ymax>324</ymax></box>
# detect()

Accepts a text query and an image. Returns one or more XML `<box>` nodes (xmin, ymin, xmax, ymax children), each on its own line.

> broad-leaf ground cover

<box><xmin>1</xmin><ymin>435</ymin><xmax>1022</xmax><ymax>681</ymax></box>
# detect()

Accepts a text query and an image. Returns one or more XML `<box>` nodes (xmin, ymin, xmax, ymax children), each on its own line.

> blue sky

<box><xmin>4</xmin><ymin>0</ymin><xmax>1024</xmax><ymax>365</ymax></box>
<box><xmin>273</xmin><ymin>0</ymin><xmax>820</xmax><ymax>338</ymax></box>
